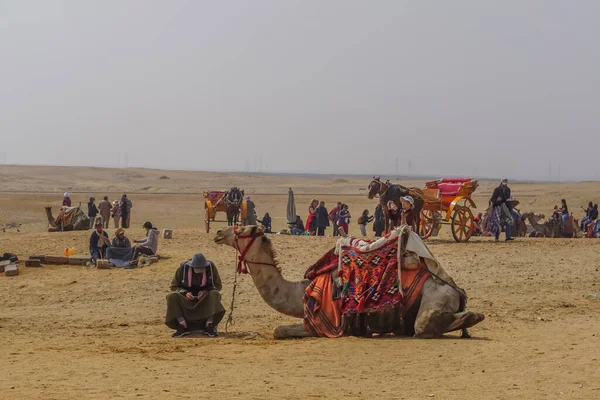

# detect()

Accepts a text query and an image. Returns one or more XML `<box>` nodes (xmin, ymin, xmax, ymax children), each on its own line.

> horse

<box><xmin>367</xmin><ymin>177</ymin><xmax>424</xmax><ymax>235</ymax></box>
<box><xmin>225</xmin><ymin>187</ymin><xmax>244</xmax><ymax>226</ymax></box>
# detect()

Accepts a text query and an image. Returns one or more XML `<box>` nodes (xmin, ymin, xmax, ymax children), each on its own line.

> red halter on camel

<box><xmin>233</xmin><ymin>226</ymin><xmax>276</xmax><ymax>274</ymax></box>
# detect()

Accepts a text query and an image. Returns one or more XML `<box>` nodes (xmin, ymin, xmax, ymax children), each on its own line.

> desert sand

<box><xmin>0</xmin><ymin>166</ymin><xmax>599</xmax><ymax>400</ymax></box>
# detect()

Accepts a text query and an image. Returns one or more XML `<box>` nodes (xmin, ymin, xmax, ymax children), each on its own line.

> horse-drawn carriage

<box><xmin>419</xmin><ymin>178</ymin><xmax>479</xmax><ymax>242</ymax></box>
<box><xmin>204</xmin><ymin>187</ymin><xmax>245</xmax><ymax>233</ymax></box>
<box><xmin>367</xmin><ymin>177</ymin><xmax>479</xmax><ymax>243</ymax></box>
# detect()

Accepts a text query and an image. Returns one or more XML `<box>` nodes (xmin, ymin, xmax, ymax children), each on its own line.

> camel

<box><xmin>213</xmin><ymin>225</ymin><xmax>484</xmax><ymax>339</ymax></box>
<box><xmin>45</xmin><ymin>206</ymin><xmax>89</xmax><ymax>232</ymax></box>
<box><xmin>522</xmin><ymin>212</ymin><xmax>582</xmax><ymax>238</ymax></box>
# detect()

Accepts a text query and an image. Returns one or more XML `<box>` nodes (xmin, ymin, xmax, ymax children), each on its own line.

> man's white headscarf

<box><xmin>64</xmin><ymin>192</ymin><xmax>70</xmax><ymax>198</ymax></box>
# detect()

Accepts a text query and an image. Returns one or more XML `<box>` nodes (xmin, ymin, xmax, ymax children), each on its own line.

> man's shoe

<box><xmin>204</xmin><ymin>324</ymin><xmax>219</xmax><ymax>337</ymax></box>
<box><xmin>505</xmin><ymin>237</ymin><xmax>514</xmax><ymax>241</ymax></box>
<box><xmin>172</xmin><ymin>326</ymin><xmax>191</xmax><ymax>338</ymax></box>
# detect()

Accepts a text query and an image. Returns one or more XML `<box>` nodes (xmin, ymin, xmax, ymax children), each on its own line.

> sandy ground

<box><xmin>1</xmin><ymin>166</ymin><xmax>599</xmax><ymax>400</ymax></box>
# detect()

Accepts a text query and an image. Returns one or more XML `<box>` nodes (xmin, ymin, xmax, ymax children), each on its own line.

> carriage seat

<box><xmin>207</xmin><ymin>191</ymin><xmax>225</xmax><ymax>203</ymax></box>
<box><xmin>436</xmin><ymin>183</ymin><xmax>465</xmax><ymax>196</ymax></box>
<box><xmin>439</xmin><ymin>178</ymin><xmax>472</xmax><ymax>184</ymax></box>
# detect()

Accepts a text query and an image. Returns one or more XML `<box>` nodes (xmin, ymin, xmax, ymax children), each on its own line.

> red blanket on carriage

<box><xmin>206</xmin><ymin>191</ymin><xmax>225</xmax><ymax>204</ymax></box>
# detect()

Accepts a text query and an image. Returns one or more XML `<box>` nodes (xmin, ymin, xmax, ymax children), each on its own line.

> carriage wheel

<box><xmin>419</xmin><ymin>209</ymin><xmax>435</xmax><ymax>239</ymax></box>
<box><xmin>205</xmin><ymin>208</ymin><xmax>211</xmax><ymax>233</ymax></box>
<box><xmin>451</xmin><ymin>206</ymin><xmax>474</xmax><ymax>242</ymax></box>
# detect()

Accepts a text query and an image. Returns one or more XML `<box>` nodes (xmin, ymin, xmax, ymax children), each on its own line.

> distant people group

<box><xmin>62</xmin><ymin>193</ymin><xmax>133</xmax><ymax>229</ymax></box>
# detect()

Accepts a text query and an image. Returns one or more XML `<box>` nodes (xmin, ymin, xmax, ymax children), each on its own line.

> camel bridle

<box><xmin>233</xmin><ymin>225</ymin><xmax>277</xmax><ymax>274</ymax></box>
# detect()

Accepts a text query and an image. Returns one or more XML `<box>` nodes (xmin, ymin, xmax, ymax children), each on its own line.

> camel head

<box><xmin>214</xmin><ymin>225</ymin><xmax>266</xmax><ymax>249</ymax></box>
<box><xmin>367</xmin><ymin>177</ymin><xmax>383</xmax><ymax>199</ymax></box>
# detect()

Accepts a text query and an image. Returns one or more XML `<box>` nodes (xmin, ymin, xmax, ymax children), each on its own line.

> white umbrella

<box><xmin>286</xmin><ymin>188</ymin><xmax>296</xmax><ymax>227</ymax></box>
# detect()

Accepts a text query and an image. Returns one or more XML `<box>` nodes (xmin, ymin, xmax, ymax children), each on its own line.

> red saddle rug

<box><xmin>303</xmin><ymin>236</ymin><xmax>432</xmax><ymax>338</ymax></box>
<box><xmin>338</xmin><ymin>236</ymin><xmax>403</xmax><ymax>314</ymax></box>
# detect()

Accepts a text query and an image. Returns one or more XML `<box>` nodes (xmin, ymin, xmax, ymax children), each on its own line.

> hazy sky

<box><xmin>1</xmin><ymin>1</ymin><xmax>599</xmax><ymax>180</ymax></box>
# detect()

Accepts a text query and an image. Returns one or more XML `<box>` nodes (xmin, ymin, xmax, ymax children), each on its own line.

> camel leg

<box><xmin>413</xmin><ymin>279</ymin><xmax>484</xmax><ymax>339</ymax></box>
<box><xmin>273</xmin><ymin>324</ymin><xmax>315</xmax><ymax>339</ymax></box>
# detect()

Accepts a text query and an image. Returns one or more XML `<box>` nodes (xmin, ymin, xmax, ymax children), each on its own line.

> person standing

<box><xmin>489</xmin><ymin>178</ymin><xmax>514</xmax><ymax>241</ymax></box>
<box><xmin>387</xmin><ymin>200</ymin><xmax>400</xmax><ymax>229</ymax></box>
<box><xmin>305</xmin><ymin>199</ymin><xmax>318</xmax><ymax>235</ymax></box>
<box><xmin>337</xmin><ymin>204</ymin><xmax>351</xmax><ymax>236</ymax></box>
<box><xmin>400</xmin><ymin>196</ymin><xmax>416</xmax><ymax>230</ymax></box>
<box><xmin>315</xmin><ymin>201</ymin><xmax>330</xmax><ymax>236</ymax></box>
<box><xmin>120</xmin><ymin>194</ymin><xmax>130</xmax><ymax>228</ymax></box>
<box><xmin>328</xmin><ymin>202</ymin><xmax>341</xmax><ymax>236</ymax></box>
<box><xmin>373</xmin><ymin>204</ymin><xmax>385</xmax><ymax>237</ymax></box>
<box><xmin>125</xmin><ymin>195</ymin><xmax>133</xmax><ymax>228</ymax></box>
<box><xmin>245</xmin><ymin>196</ymin><xmax>257</xmax><ymax>225</ymax></box>
<box><xmin>98</xmin><ymin>196</ymin><xmax>112</xmax><ymax>229</ymax></box>
<box><xmin>111</xmin><ymin>200</ymin><xmax>121</xmax><ymax>228</ymax></box>
<box><xmin>358</xmin><ymin>209</ymin><xmax>374</xmax><ymax>237</ymax></box>
<box><xmin>62</xmin><ymin>192</ymin><xmax>71</xmax><ymax>207</ymax></box>
<box><xmin>88</xmin><ymin>197</ymin><xmax>99</xmax><ymax>229</ymax></box>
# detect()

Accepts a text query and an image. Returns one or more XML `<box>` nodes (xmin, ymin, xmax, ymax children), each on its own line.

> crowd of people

<box><xmin>87</xmin><ymin>220</ymin><xmax>159</xmax><ymax>267</ymax></box>
<box><xmin>299</xmin><ymin>196</ymin><xmax>416</xmax><ymax>238</ymax></box>
<box><xmin>63</xmin><ymin>192</ymin><xmax>133</xmax><ymax>229</ymax></box>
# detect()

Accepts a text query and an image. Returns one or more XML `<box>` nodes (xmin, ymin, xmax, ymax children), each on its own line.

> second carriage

<box><xmin>419</xmin><ymin>178</ymin><xmax>479</xmax><ymax>242</ymax></box>
<box><xmin>203</xmin><ymin>188</ymin><xmax>246</xmax><ymax>233</ymax></box>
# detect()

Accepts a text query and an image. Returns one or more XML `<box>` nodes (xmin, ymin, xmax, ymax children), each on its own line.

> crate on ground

<box><xmin>68</xmin><ymin>255</ymin><xmax>90</xmax><ymax>265</ymax></box>
<box><xmin>96</xmin><ymin>259</ymin><xmax>111</xmax><ymax>269</ymax></box>
<box><xmin>25</xmin><ymin>259</ymin><xmax>42</xmax><ymax>267</ymax></box>
<box><xmin>162</xmin><ymin>229</ymin><xmax>173</xmax><ymax>239</ymax></box>
<box><xmin>4</xmin><ymin>264</ymin><xmax>18</xmax><ymax>277</ymax></box>
<box><xmin>45</xmin><ymin>255</ymin><xmax>69</xmax><ymax>264</ymax></box>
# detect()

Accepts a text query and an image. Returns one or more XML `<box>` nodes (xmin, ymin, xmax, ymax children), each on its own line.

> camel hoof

<box><xmin>460</xmin><ymin>329</ymin><xmax>472</xmax><ymax>339</ymax></box>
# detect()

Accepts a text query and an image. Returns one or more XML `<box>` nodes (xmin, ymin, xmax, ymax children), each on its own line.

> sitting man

<box><xmin>88</xmin><ymin>221</ymin><xmax>111</xmax><ymax>266</ymax></box>
<box><xmin>111</xmin><ymin>228</ymin><xmax>131</xmax><ymax>248</ymax></box>
<box><xmin>106</xmin><ymin>228</ymin><xmax>134</xmax><ymax>267</ymax></box>
<box><xmin>165</xmin><ymin>253</ymin><xmax>225</xmax><ymax>338</ymax></box>
<box><xmin>133</xmin><ymin>221</ymin><xmax>159</xmax><ymax>259</ymax></box>
<box><xmin>291</xmin><ymin>215</ymin><xmax>305</xmax><ymax>235</ymax></box>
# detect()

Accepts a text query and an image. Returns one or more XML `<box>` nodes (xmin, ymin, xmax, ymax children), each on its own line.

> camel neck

<box><xmin>246</xmin><ymin>262</ymin><xmax>308</xmax><ymax>319</ymax></box>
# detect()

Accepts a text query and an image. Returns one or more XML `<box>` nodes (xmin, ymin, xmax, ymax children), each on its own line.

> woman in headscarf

<box><xmin>62</xmin><ymin>192</ymin><xmax>71</xmax><ymax>207</ymax></box>
<box><xmin>165</xmin><ymin>253</ymin><xmax>225</xmax><ymax>338</ymax></box>
<box><xmin>257</xmin><ymin>212</ymin><xmax>272</xmax><ymax>233</ymax></box>
<box><xmin>105</xmin><ymin>228</ymin><xmax>134</xmax><ymax>267</ymax></box>
<box><xmin>111</xmin><ymin>228</ymin><xmax>131</xmax><ymax>248</ymax></box>
<box><xmin>373</xmin><ymin>204</ymin><xmax>385</xmax><ymax>237</ymax></box>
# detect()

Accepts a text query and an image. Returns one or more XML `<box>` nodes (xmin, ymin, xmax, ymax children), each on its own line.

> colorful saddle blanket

<box><xmin>338</xmin><ymin>236</ymin><xmax>403</xmax><ymax>314</ymax></box>
<box><xmin>303</xmin><ymin>228</ymin><xmax>437</xmax><ymax>337</ymax></box>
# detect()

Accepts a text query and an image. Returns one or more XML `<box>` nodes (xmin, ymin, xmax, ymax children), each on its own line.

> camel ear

<box><xmin>251</xmin><ymin>226</ymin><xmax>258</xmax><ymax>235</ymax></box>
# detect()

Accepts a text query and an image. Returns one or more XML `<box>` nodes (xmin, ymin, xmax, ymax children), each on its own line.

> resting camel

<box><xmin>45</xmin><ymin>206</ymin><xmax>89</xmax><ymax>232</ymax></box>
<box><xmin>522</xmin><ymin>212</ymin><xmax>583</xmax><ymax>238</ymax></box>
<box><xmin>213</xmin><ymin>225</ymin><xmax>484</xmax><ymax>339</ymax></box>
